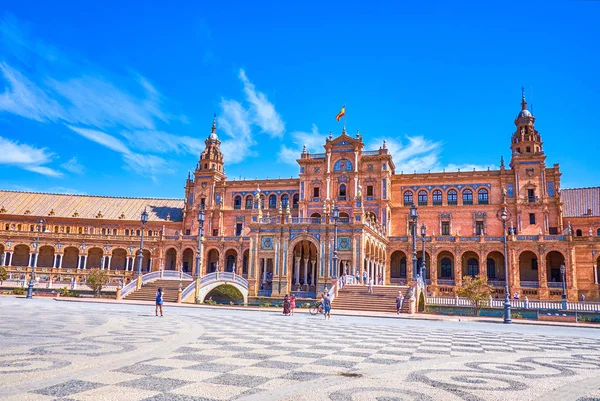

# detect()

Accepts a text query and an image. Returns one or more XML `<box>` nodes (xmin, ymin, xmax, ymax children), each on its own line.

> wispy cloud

<box><xmin>0</xmin><ymin>136</ymin><xmax>62</xmax><ymax>177</ymax></box>
<box><xmin>278</xmin><ymin>123</ymin><xmax>324</xmax><ymax>165</ymax></box>
<box><xmin>217</xmin><ymin>69</ymin><xmax>284</xmax><ymax>164</ymax></box>
<box><xmin>60</xmin><ymin>157</ymin><xmax>85</xmax><ymax>174</ymax></box>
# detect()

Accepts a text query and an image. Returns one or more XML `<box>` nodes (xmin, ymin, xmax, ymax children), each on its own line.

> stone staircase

<box><xmin>124</xmin><ymin>279</ymin><xmax>192</xmax><ymax>303</ymax></box>
<box><xmin>332</xmin><ymin>284</ymin><xmax>411</xmax><ymax>313</ymax></box>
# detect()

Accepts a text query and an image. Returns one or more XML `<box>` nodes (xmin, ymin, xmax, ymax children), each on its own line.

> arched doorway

<box><xmin>63</xmin><ymin>247</ymin><xmax>79</xmax><ymax>269</ymax></box>
<box><xmin>310</xmin><ymin>213</ymin><xmax>321</xmax><ymax>223</ymax></box>
<box><xmin>134</xmin><ymin>249</ymin><xmax>152</xmax><ymax>272</ymax></box>
<box><xmin>165</xmin><ymin>248</ymin><xmax>177</xmax><ymax>270</ymax></box>
<box><xmin>291</xmin><ymin>239</ymin><xmax>318</xmax><ymax>291</ymax></box>
<box><xmin>182</xmin><ymin>248</ymin><xmax>194</xmax><ymax>273</ymax></box>
<box><xmin>111</xmin><ymin>248</ymin><xmax>127</xmax><ymax>270</ymax></box>
<box><xmin>225</xmin><ymin>249</ymin><xmax>238</xmax><ymax>273</ymax></box>
<box><xmin>519</xmin><ymin>251</ymin><xmax>538</xmax><ymax>286</ymax></box>
<box><xmin>486</xmin><ymin>251</ymin><xmax>505</xmax><ymax>282</ymax></box>
<box><xmin>204</xmin><ymin>284</ymin><xmax>244</xmax><ymax>304</ymax></box>
<box><xmin>37</xmin><ymin>245</ymin><xmax>55</xmax><ymax>267</ymax></box>
<box><xmin>12</xmin><ymin>244</ymin><xmax>30</xmax><ymax>266</ymax></box>
<box><xmin>207</xmin><ymin>249</ymin><xmax>219</xmax><ymax>273</ymax></box>
<box><xmin>242</xmin><ymin>249</ymin><xmax>249</xmax><ymax>277</ymax></box>
<box><xmin>86</xmin><ymin>247</ymin><xmax>103</xmax><ymax>269</ymax></box>
<box><xmin>546</xmin><ymin>251</ymin><xmax>565</xmax><ymax>285</ymax></box>
<box><xmin>461</xmin><ymin>251</ymin><xmax>479</xmax><ymax>278</ymax></box>
<box><xmin>437</xmin><ymin>251</ymin><xmax>454</xmax><ymax>284</ymax></box>
<box><xmin>390</xmin><ymin>250</ymin><xmax>407</xmax><ymax>284</ymax></box>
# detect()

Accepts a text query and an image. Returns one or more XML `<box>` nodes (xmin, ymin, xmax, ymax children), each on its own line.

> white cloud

<box><xmin>0</xmin><ymin>136</ymin><xmax>62</xmax><ymax>177</ymax></box>
<box><xmin>67</xmin><ymin>125</ymin><xmax>130</xmax><ymax>154</ymax></box>
<box><xmin>218</xmin><ymin>98</ymin><xmax>256</xmax><ymax>163</ymax></box>
<box><xmin>238</xmin><ymin>69</ymin><xmax>284</xmax><ymax>137</ymax></box>
<box><xmin>61</xmin><ymin>157</ymin><xmax>84</xmax><ymax>174</ymax></box>
<box><xmin>278</xmin><ymin>123</ymin><xmax>324</xmax><ymax>165</ymax></box>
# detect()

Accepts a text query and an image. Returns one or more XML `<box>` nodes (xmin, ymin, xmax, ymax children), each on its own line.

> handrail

<box><xmin>199</xmin><ymin>272</ymin><xmax>248</xmax><ymax>289</ymax></box>
<box><xmin>181</xmin><ymin>281</ymin><xmax>196</xmax><ymax>302</ymax></box>
<box><xmin>121</xmin><ymin>280</ymin><xmax>138</xmax><ymax>298</ymax></box>
<box><xmin>426</xmin><ymin>296</ymin><xmax>600</xmax><ymax>312</ymax></box>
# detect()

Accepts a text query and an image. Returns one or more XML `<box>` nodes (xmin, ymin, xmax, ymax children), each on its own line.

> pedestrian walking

<box><xmin>283</xmin><ymin>294</ymin><xmax>291</xmax><ymax>315</ymax></box>
<box><xmin>362</xmin><ymin>270</ymin><xmax>368</xmax><ymax>285</ymax></box>
<box><xmin>396</xmin><ymin>291</ymin><xmax>404</xmax><ymax>314</ymax></box>
<box><xmin>368</xmin><ymin>277</ymin><xmax>374</xmax><ymax>294</ymax></box>
<box><xmin>323</xmin><ymin>292</ymin><xmax>332</xmax><ymax>320</ymax></box>
<box><xmin>155</xmin><ymin>287</ymin><xmax>164</xmax><ymax>317</ymax></box>
<box><xmin>290</xmin><ymin>294</ymin><xmax>296</xmax><ymax>316</ymax></box>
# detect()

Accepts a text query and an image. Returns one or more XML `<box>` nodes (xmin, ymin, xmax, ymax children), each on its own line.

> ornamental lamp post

<box><xmin>560</xmin><ymin>264</ymin><xmax>567</xmax><ymax>310</ymax></box>
<box><xmin>500</xmin><ymin>208</ymin><xmax>512</xmax><ymax>324</ymax></box>
<box><xmin>26</xmin><ymin>218</ymin><xmax>46</xmax><ymax>299</ymax></box>
<box><xmin>409</xmin><ymin>204</ymin><xmax>418</xmax><ymax>281</ymax></box>
<box><xmin>195</xmin><ymin>205</ymin><xmax>206</xmax><ymax>278</ymax></box>
<box><xmin>136</xmin><ymin>208</ymin><xmax>149</xmax><ymax>276</ymax></box>
<box><xmin>420</xmin><ymin>224</ymin><xmax>426</xmax><ymax>284</ymax></box>
<box><xmin>332</xmin><ymin>202</ymin><xmax>339</xmax><ymax>279</ymax></box>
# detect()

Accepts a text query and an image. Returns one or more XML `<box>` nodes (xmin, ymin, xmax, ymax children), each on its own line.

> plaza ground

<box><xmin>1</xmin><ymin>297</ymin><xmax>600</xmax><ymax>400</ymax></box>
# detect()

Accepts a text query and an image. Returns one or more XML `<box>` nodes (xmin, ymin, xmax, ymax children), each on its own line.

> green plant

<box><xmin>0</xmin><ymin>266</ymin><xmax>7</xmax><ymax>284</ymax></box>
<box><xmin>457</xmin><ymin>276</ymin><xmax>492</xmax><ymax>316</ymax></box>
<box><xmin>59</xmin><ymin>286</ymin><xmax>79</xmax><ymax>297</ymax></box>
<box><xmin>86</xmin><ymin>269</ymin><xmax>109</xmax><ymax>296</ymax></box>
<box><xmin>12</xmin><ymin>287</ymin><xmax>26</xmax><ymax>295</ymax></box>
<box><xmin>263</xmin><ymin>302</ymin><xmax>272</xmax><ymax>308</ymax></box>
<box><xmin>512</xmin><ymin>312</ymin><xmax>523</xmax><ymax>319</ymax></box>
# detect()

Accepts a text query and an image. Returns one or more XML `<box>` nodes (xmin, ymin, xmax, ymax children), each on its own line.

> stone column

<box><xmin>295</xmin><ymin>256</ymin><xmax>300</xmax><ymax>285</ymax></box>
<box><xmin>101</xmin><ymin>256</ymin><xmax>105</xmax><ymax>270</ymax></box>
<box><xmin>0</xmin><ymin>251</ymin><xmax>5</xmax><ymax>266</ymax></box>
<box><xmin>106</xmin><ymin>255</ymin><xmax>111</xmax><ymax>270</ymax></box>
<box><xmin>83</xmin><ymin>255</ymin><xmax>88</xmax><ymax>269</ymax></box>
<box><xmin>28</xmin><ymin>252</ymin><xmax>33</xmax><ymax>267</ymax></box>
<box><xmin>311</xmin><ymin>258</ymin><xmax>317</xmax><ymax>286</ymax></box>
<box><xmin>59</xmin><ymin>254</ymin><xmax>63</xmax><ymax>268</ymax></box>
<box><xmin>77</xmin><ymin>255</ymin><xmax>81</xmax><ymax>269</ymax></box>
<box><xmin>303</xmin><ymin>258</ymin><xmax>308</xmax><ymax>286</ymax></box>
<box><xmin>148</xmin><ymin>258</ymin><xmax>152</xmax><ymax>272</ymax></box>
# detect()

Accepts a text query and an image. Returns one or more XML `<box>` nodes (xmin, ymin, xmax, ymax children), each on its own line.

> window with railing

<box><xmin>418</xmin><ymin>190</ymin><xmax>428</xmax><ymax>206</ymax></box>
<box><xmin>403</xmin><ymin>191</ymin><xmax>413</xmax><ymax>206</ymax></box>
<box><xmin>478</xmin><ymin>189</ymin><xmax>489</xmax><ymax>205</ymax></box>
<box><xmin>292</xmin><ymin>194</ymin><xmax>299</xmax><ymax>209</ymax></box>
<box><xmin>234</xmin><ymin>196</ymin><xmax>242</xmax><ymax>210</ymax></box>
<box><xmin>245</xmin><ymin>196</ymin><xmax>253</xmax><ymax>209</ymax></box>
<box><xmin>463</xmin><ymin>189</ymin><xmax>473</xmax><ymax>205</ymax></box>
<box><xmin>268</xmin><ymin>194</ymin><xmax>277</xmax><ymax>209</ymax></box>
<box><xmin>448</xmin><ymin>189</ymin><xmax>458</xmax><ymax>205</ymax></box>
<box><xmin>527</xmin><ymin>189</ymin><xmax>535</xmax><ymax>203</ymax></box>
<box><xmin>281</xmin><ymin>194</ymin><xmax>289</xmax><ymax>208</ymax></box>
<box><xmin>441</xmin><ymin>221</ymin><xmax>450</xmax><ymax>235</ymax></box>
<box><xmin>476</xmin><ymin>221</ymin><xmax>484</xmax><ymax>235</ymax></box>
<box><xmin>433</xmin><ymin>190</ymin><xmax>442</xmax><ymax>205</ymax></box>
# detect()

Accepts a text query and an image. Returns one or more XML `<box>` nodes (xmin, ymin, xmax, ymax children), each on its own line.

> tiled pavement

<box><xmin>2</xmin><ymin>298</ymin><xmax>600</xmax><ymax>400</ymax></box>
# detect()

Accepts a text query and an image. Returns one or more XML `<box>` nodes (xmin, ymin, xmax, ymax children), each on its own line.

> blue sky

<box><xmin>0</xmin><ymin>1</ymin><xmax>598</xmax><ymax>198</ymax></box>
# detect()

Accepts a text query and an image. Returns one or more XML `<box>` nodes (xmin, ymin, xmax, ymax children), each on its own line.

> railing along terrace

<box><xmin>291</xmin><ymin>217</ymin><xmax>321</xmax><ymax>224</ymax></box>
<box><xmin>362</xmin><ymin>150</ymin><xmax>380</xmax><ymax>156</ymax></box>
<box><xmin>199</xmin><ymin>272</ymin><xmax>249</xmax><ymax>289</ymax></box>
<box><xmin>310</xmin><ymin>153</ymin><xmax>326</xmax><ymax>159</ymax></box>
<box><xmin>547</xmin><ymin>282</ymin><xmax>564</xmax><ymax>288</ymax></box>
<box><xmin>487</xmin><ymin>280</ymin><xmax>505</xmax><ymax>287</ymax></box>
<box><xmin>427</xmin><ymin>296</ymin><xmax>600</xmax><ymax>312</ymax></box>
<box><xmin>181</xmin><ymin>282</ymin><xmax>196</xmax><ymax>301</ymax></box>
<box><xmin>520</xmin><ymin>281</ymin><xmax>539</xmax><ymax>288</ymax></box>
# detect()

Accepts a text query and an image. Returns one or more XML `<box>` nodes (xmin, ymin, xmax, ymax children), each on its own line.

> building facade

<box><xmin>1</xmin><ymin>95</ymin><xmax>599</xmax><ymax>300</ymax></box>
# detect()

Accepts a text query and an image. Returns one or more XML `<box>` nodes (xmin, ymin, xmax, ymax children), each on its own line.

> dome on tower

<box><xmin>209</xmin><ymin>131</ymin><xmax>218</xmax><ymax>140</ymax></box>
<box><xmin>518</xmin><ymin>109</ymin><xmax>532</xmax><ymax>118</ymax></box>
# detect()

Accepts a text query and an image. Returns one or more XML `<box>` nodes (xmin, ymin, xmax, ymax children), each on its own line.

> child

<box><xmin>290</xmin><ymin>294</ymin><xmax>296</xmax><ymax>316</ymax></box>
<box><xmin>155</xmin><ymin>287</ymin><xmax>164</xmax><ymax>317</ymax></box>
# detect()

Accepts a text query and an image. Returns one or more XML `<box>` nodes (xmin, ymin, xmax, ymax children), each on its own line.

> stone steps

<box><xmin>332</xmin><ymin>285</ymin><xmax>411</xmax><ymax>313</ymax></box>
<box><xmin>125</xmin><ymin>279</ymin><xmax>192</xmax><ymax>303</ymax></box>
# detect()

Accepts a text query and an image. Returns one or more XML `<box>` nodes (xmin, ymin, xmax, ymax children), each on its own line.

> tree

<box><xmin>0</xmin><ymin>266</ymin><xmax>7</xmax><ymax>285</ymax></box>
<box><xmin>457</xmin><ymin>275</ymin><xmax>492</xmax><ymax>316</ymax></box>
<box><xmin>86</xmin><ymin>269</ymin><xmax>109</xmax><ymax>296</ymax></box>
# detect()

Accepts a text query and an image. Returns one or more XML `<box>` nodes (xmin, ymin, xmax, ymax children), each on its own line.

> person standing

<box><xmin>155</xmin><ymin>287</ymin><xmax>164</xmax><ymax>317</ymax></box>
<box><xmin>581</xmin><ymin>293</ymin><xmax>586</xmax><ymax>302</ymax></box>
<box><xmin>368</xmin><ymin>277</ymin><xmax>374</xmax><ymax>294</ymax></box>
<box><xmin>362</xmin><ymin>270</ymin><xmax>368</xmax><ymax>285</ymax></box>
<box><xmin>283</xmin><ymin>294</ymin><xmax>291</xmax><ymax>316</ymax></box>
<box><xmin>323</xmin><ymin>292</ymin><xmax>332</xmax><ymax>320</ymax></box>
<box><xmin>396</xmin><ymin>291</ymin><xmax>404</xmax><ymax>314</ymax></box>
<box><xmin>290</xmin><ymin>294</ymin><xmax>296</xmax><ymax>316</ymax></box>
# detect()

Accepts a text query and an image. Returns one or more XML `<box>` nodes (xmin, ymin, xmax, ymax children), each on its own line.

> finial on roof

<box><xmin>302</xmin><ymin>144</ymin><xmax>307</xmax><ymax>154</ymax></box>
<box><xmin>356</xmin><ymin>129</ymin><xmax>360</xmax><ymax>138</ymax></box>
<box><xmin>521</xmin><ymin>86</ymin><xmax>527</xmax><ymax>110</ymax></box>
<box><xmin>382</xmin><ymin>139</ymin><xmax>387</xmax><ymax>149</ymax></box>
<box><xmin>329</xmin><ymin>130</ymin><xmax>333</xmax><ymax>140</ymax></box>
<box><xmin>256</xmin><ymin>184</ymin><xmax>261</xmax><ymax>193</ymax></box>
<box><xmin>212</xmin><ymin>113</ymin><xmax>217</xmax><ymax>132</ymax></box>
<box><xmin>500</xmin><ymin>155</ymin><xmax>505</xmax><ymax>168</ymax></box>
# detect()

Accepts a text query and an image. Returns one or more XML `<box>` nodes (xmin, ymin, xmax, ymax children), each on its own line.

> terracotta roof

<box><xmin>0</xmin><ymin>190</ymin><xmax>184</xmax><ymax>222</ymax></box>
<box><xmin>561</xmin><ymin>187</ymin><xmax>600</xmax><ymax>217</ymax></box>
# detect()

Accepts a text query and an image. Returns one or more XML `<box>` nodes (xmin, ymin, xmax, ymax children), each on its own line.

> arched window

<box><xmin>125</xmin><ymin>229</ymin><xmax>130</xmax><ymax>236</ymax></box>
<box><xmin>310</xmin><ymin>213</ymin><xmax>321</xmax><ymax>223</ymax></box>
<box><xmin>136</xmin><ymin>229</ymin><xmax>141</xmax><ymax>236</ymax></box>
<box><xmin>467</xmin><ymin>258</ymin><xmax>479</xmax><ymax>276</ymax></box>
<box><xmin>281</xmin><ymin>194</ymin><xmax>289</xmax><ymax>208</ymax></box>
<box><xmin>418</xmin><ymin>190</ymin><xmax>428</xmax><ymax>206</ymax></box>
<box><xmin>30</xmin><ymin>225</ymin><xmax>34</xmax><ymax>232</ymax></box>
<box><xmin>268</xmin><ymin>194</ymin><xmax>277</xmax><ymax>209</ymax></box>
<box><xmin>101</xmin><ymin>228</ymin><xmax>106</xmax><ymax>235</ymax></box>
<box><xmin>463</xmin><ymin>189</ymin><xmax>473</xmax><ymax>205</ymax></box>
<box><xmin>234</xmin><ymin>195</ymin><xmax>242</xmax><ymax>210</ymax></box>
<box><xmin>54</xmin><ymin>226</ymin><xmax>59</xmax><ymax>233</ymax></box>
<box><xmin>333</xmin><ymin>159</ymin><xmax>353</xmax><ymax>172</ymax></box>
<box><xmin>339</xmin><ymin>184</ymin><xmax>347</xmax><ymax>200</ymax></box>
<box><xmin>486</xmin><ymin>259</ymin><xmax>496</xmax><ymax>279</ymax></box>
<box><xmin>113</xmin><ymin>229</ymin><xmax>117</xmax><ymax>235</ymax></box>
<box><xmin>403</xmin><ymin>191</ymin><xmax>413</xmax><ymax>206</ymax></box>
<box><xmin>597</xmin><ymin>228</ymin><xmax>600</xmax><ymax>236</ymax></box>
<box><xmin>245</xmin><ymin>196</ymin><xmax>253</xmax><ymax>210</ymax></box>
<box><xmin>292</xmin><ymin>193</ymin><xmax>299</xmax><ymax>209</ymax></box>
<box><xmin>448</xmin><ymin>190</ymin><xmax>458</xmax><ymax>205</ymax></box>
<box><xmin>66</xmin><ymin>227</ymin><xmax>70</xmax><ymax>234</ymax></box>
<box><xmin>148</xmin><ymin>230</ymin><xmax>153</xmax><ymax>237</ymax></box>
<box><xmin>478</xmin><ymin>189</ymin><xmax>489</xmax><ymax>205</ymax></box>
<box><xmin>441</xmin><ymin>258</ymin><xmax>452</xmax><ymax>278</ymax></box>
<box><xmin>433</xmin><ymin>190</ymin><xmax>442</xmax><ymax>206</ymax></box>
<box><xmin>576</xmin><ymin>229</ymin><xmax>582</xmax><ymax>237</ymax></box>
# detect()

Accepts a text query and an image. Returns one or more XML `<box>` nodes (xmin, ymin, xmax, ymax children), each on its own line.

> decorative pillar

<box><xmin>303</xmin><ymin>258</ymin><xmax>308</xmax><ymax>286</ymax></box>
<box><xmin>106</xmin><ymin>255</ymin><xmax>112</xmax><ymax>270</ymax></box>
<box><xmin>295</xmin><ymin>256</ymin><xmax>300</xmax><ymax>285</ymax></box>
<box><xmin>311</xmin><ymin>258</ymin><xmax>317</xmax><ymax>286</ymax></box>
<box><xmin>58</xmin><ymin>254</ymin><xmax>63</xmax><ymax>268</ymax></box>
<box><xmin>0</xmin><ymin>251</ymin><xmax>5</xmax><ymax>266</ymax></box>
<box><xmin>77</xmin><ymin>255</ymin><xmax>81</xmax><ymax>269</ymax></box>
<box><xmin>83</xmin><ymin>255</ymin><xmax>88</xmax><ymax>269</ymax></box>
<box><xmin>262</xmin><ymin>259</ymin><xmax>267</xmax><ymax>284</ymax></box>
<box><xmin>100</xmin><ymin>256</ymin><xmax>105</xmax><ymax>270</ymax></box>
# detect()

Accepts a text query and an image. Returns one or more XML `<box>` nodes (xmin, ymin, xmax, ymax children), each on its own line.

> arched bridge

<box><xmin>182</xmin><ymin>272</ymin><xmax>249</xmax><ymax>305</ymax></box>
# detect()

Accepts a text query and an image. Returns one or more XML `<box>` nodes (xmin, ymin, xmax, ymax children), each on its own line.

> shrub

<box><xmin>457</xmin><ymin>276</ymin><xmax>492</xmax><ymax>316</ymax></box>
<box><xmin>0</xmin><ymin>266</ymin><xmax>7</xmax><ymax>284</ymax></box>
<box><xmin>12</xmin><ymin>287</ymin><xmax>26</xmax><ymax>295</ymax></box>
<box><xmin>59</xmin><ymin>286</ymin><xmax>79</xmax><ymax>297</ymax></box>
<box><xmin>86</xmin><ymin>269</ymin><xmax>109</xmax><ymax>296</ymax></box>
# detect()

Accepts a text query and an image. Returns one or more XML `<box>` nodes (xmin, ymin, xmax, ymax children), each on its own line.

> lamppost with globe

<box><xmin>332</xmin><ymin>202</ymin><xmax>339</xmax><ymax>279</ymax></box>
<box><xmin>195</xmin><ymin>205</ymin><xmax>206</xmax><ymax>278</ymax></box>
<box><xmin>26</xmin><ymin>218</ymin><xmax>46</xmax><ymax>299</ymax></box>
<box><xmin>560</xmin><ymin>264</ymin><xmax>567</xmax><ymax>310</ymax></box>
<box><xmin>420</xmin><ymin>224</ymin><xmax>426</xmax><ymax>284</ymax></box>
<box><xmin>499</xmin><ymin>208</ymin><xmax>512</xmax><ymax>324</ymax></box>
<box><xmin>409</xmin><ymin>204</ymin><xmax>418</xmax><ymax>281</ymax></box>
<box><xmin>136</xmin><ymin>208</ymin><xmax>149</xmax><ymax>275</ymax></box>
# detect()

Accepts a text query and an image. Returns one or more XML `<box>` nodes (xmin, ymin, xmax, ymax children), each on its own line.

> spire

<box><xmin>500</xmin><ymin>155</ymin><xmax>505</xmax><ymax>169</ymax></box>
<box><xmin>521</xmin><ymin>86</ymin><xmax>527</xmax><ymax>110</ymax></box>
<box><xmin>212</xmin><ymin>113</ymin><xmax>216</xmax><ymax>132</ymax></box>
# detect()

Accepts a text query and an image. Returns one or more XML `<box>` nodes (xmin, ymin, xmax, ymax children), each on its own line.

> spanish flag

<box><xmin>336</xmin><ymin>105</ymin><xmax>345</xmax><ymax>122</ymax></box>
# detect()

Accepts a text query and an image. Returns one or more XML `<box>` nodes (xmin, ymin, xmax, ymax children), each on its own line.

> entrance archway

<box><xmin>37</xmin><ymin>245</ymin><xmax>55</xmax><ymax>268</ymax></box>
<box><xmin>437</xmin><ymin>251</ymin><xmax>454</xmax><ymax>283</ymax></box>
<box><xmin>291</xmin><ymin>239</ymin><xmax>318</xmax><ymax>290</ymax></box>
<box><xmin>134</xmin><ymin>249</ymin><xmax>151</xmax><ymax>272</ymax></box>
<box><xmin>87</xmin><ymin>247</ymin><xmax>103</xmax><ymax>269</ymax></box>
<box><xmin>546</xmin><ymin>251</ymin><xmax>565</xmax><ymax>284</ymax></box>
<box><xmin>110</xmin><ymin>248</ymin><xmax>127</xmax><ymax>270</ymax></box>
<box><xmin>519</xmin><ymin>251</ymin><xmax>538</xmax><ymax>284</ymax></box>
<box><xmin>207</xmin><ymin>249</ymin><xmax>219</xmax><ymax>273</ymax></box>
<box><xmin>165</xmin><ymin>248</ymin><xmax>177</xmax><ymax>270</ymax></box>
<box><xmin>63</xmin><ymin>247</ymin><xmax>79</xmax><ymax>269</ymax></box>
<box><xmin>486</xmin><ymin>251</ymin><xmax>505</xmax><ymax>281</ymax></box>
<box><xmin>204</xmin><ymin>284</ymin><xmax>244</xmax><ymax>304</ymax></box>
<box><xmin>225</xmin><ymin>249</ymin><xmax>238</xmax><ymax>273</ymax></box>
<box><xmin>390</xmin><ymin>250</ymin><xmax>407</xmax><ymax>283</ymax></box>
<box><xmin>182</xmin><ymin>248</ymin><xmax>194</xmax><ymax>273</ymax></box>
<box><xmin>12</xmin><ymin>244</ymin><xmax>30</xmax><ymax>266</ymax></box>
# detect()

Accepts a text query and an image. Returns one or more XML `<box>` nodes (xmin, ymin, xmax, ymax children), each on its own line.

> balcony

<box><xmin>488</xmin><ymin>280</ymin><xmax>505</xmax><ymax>287</ymax></box>
<box><xmin>520</xmin><ymin>281</ymin><xmax>539</xmax><ymax>288</ymax></box>
<box><xmin>291</xmin><ymin>217</ymin><xmax>321</xmax><ymax>224</ymax></box>
<box><xmin>338</xmin><ymin>217</ymin><xmax>351</xmax><ymax>224</ymax></box>
<box><xmin>437</xmin><ymin>279</ymin><xmax>455</xmax><ymax>286</ymax></box>
<box><xmin>338</xmin><ymin>196</ymin><xmax>347</xmax><ymax>201</ymax></box>
<box><xmin>547</xmin><ymin>281</ymin><xmax>564</xmax><ymax>288</ymax></box>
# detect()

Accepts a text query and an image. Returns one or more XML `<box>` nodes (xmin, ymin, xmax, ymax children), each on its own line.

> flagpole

<box><xmin>343</xmin><ymin>103</ymin><xmax>347</xmax><ymax>132</ymax></box>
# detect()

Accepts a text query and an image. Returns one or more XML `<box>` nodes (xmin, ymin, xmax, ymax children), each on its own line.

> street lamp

<box><xmin>500</xmin><ymin>208</ymin><xmax>512</xmax><ymax>324</ymax></box>
<box><xmin>195</xmin><ymin>205</ymin><xmax>206</xmax><ymax>277</ymax></box>
<box><xmin>560</xmin><ymin>264</ymin><xmax>567</xmax><ymax>310</ymax></box>
<box><xmin>26</xmin><ymin>218</ymin><xmax>46</xmax><ymax>299</ymax></box>
<box><xmin>409</xmin><ymin>204</ymin><xmax>418</xmax><ymax>281</ymax></box>
<box><xmin>420</xmin><ymin>224</ymin><xmax>426</xmax><ymax>284</ymax></box>
<box><xmin>332</xmin><ymin>202</ymin><xmax>339</xmax><ymax>279</ymax></box>
<box><xmin>136</xmin><ymin>208</ymin><xmax>149</xmax><ymax>275</ymax></box>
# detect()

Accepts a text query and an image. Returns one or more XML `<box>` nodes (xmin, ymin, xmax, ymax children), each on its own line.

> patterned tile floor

<box><xmin>1</xmin><ymin>297</ymin><xmax>600</xmax><ymax>400</ymax></box>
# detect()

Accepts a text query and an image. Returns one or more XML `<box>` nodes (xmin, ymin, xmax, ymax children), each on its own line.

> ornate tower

<box><xmin>510</xmin><ymin>88</ymin><xmax>543</xmax><ymax>165</ymax></box>
<box><xmin>198</xmin><ymin>114</ymin><xmax>225</xmax><ymax>176</ymax></box>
